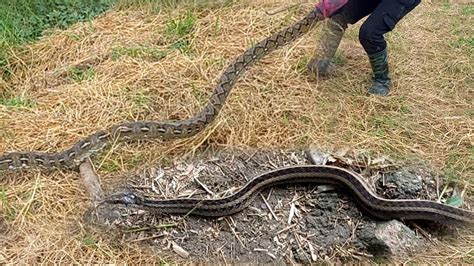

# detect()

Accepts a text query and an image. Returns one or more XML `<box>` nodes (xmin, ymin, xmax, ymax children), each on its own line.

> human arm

<box><xmin>315</xmin><ymin>0</ymin><xmax>348</xmax><ymax>18</ymax></box>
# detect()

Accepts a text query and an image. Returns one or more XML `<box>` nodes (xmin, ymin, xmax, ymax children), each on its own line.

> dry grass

<box><xmin>0</xmin><ymin>0</ymin><xmax>473</xmax><ymax>263</ymax></box>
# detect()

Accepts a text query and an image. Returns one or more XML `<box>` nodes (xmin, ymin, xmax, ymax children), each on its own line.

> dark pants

<box><xmin>334</xmin><ymin>0</ymin><xmax>421</xmax><ymax>55</ymax></box>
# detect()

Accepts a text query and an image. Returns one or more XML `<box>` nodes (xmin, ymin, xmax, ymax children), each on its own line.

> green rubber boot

<box><xmin>307</xmin><ymin>14</ymin><xmax>348</xmax><ymax>77</ymax></box>
<box><xmin>367</xmin><ymin>49</ymin><xmax>391</xmax><ymax>96</ymax></box>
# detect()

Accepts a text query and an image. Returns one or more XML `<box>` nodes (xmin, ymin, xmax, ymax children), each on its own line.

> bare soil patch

<box><xmin>88</xmin><ymin>148</ymin><xmax>471</xmax><ymax>263</ymax></box>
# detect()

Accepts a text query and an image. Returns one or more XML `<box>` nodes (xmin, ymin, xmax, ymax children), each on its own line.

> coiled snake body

<box><xmin>0</xmin><ymin>9</ymin><xmax>323</xmax><ymax>171</ymax></box>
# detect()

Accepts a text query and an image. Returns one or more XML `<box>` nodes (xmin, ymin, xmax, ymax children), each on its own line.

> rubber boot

<box><xmin>307</xmin><ymin>14</ymin><xmax>348</xmax><ymax>77</ymax></box>
<box><xmin>367</xmin><ymin>48</ymin><xmax>391</xmax><ymax>96</ymax></box>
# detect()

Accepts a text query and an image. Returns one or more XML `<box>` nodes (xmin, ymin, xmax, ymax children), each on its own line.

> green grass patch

<box><xmin>202</xmin><ymin>57</ymin><xmax>225</xmax><ymax>68</ymax></box>
<box><xmin>116</xmin><ymin>0</ymin><xmax>234</xmax><ymax>12</ymax></box>
<box><xmin>0</xmin><ymin>95</ymin><xmax>36</xmax><ymax>108</ymax></box>
<box><xmin>0</xmin><ymin>0</ymin><xmax>116</xmax><ymax>79</ymax></box>
<box><xmin>461</xmin><ymin>5</ymin><xmax>474</xmax><ymax>16</ymax></box>
<box><xmin>69</xmin><ymin>65</ymin><xmax>96</xmax><ymax>82</ymax></box>
<box><xmin>295</xmin><ymin>56</ymin><xmax>310</xmax><ymax>73</ymax></box>
<box><xmin>111</xmin><ymin>45</ymin><xmax>168</xmax><ymax>61</ymax></box>
<box><xmin>0</xmin><ymin>48</ymin><xmax>12</xmax><ymax>77</ymax></box>
<box><xmin>130</xmin><ymin>91</ymin><xmax>153</xmax><ymax>109</ymax></box>
<box><xmin>0</xmin><ymin>0</ymin><xmax>116</xmax><ymax>46</ymax></box>
<box><xmin>0</xmin><ymin>187</ymin><xmax>18</xmax><ymax>221</ymax></box>
<box><xmin>82</xmin><ymin>234</ymin><xmax>99</xmax><ymax>249</ymax></box>
<box><xmin>190</xmin><ymin>83</ymin><xmax>209</xmax><ymax>103</ymax></box>
<box><xmin>332</xmin><ymin>51</ymin><xmax>346</xmax><ymax>66</ymax></box>
<box><xmin>99</xmin><ymin>159</ymin><xmax>121</xmax><ymax>173</ymax></box>
<box><xmin>370</xmin><ymin>115</ymin><xmax>399</xmax><ymax>129</ymax></box>
<box><xmin>0</xmin><ymin>1</ymin><xmax>228</xmax><ymax>78</ymax></box>
<box><xmin>453</xmin><ymin>36</ymin><xmax>474</xmax><ymax>48</ymax></box>
<box><xmin>465</xmin><ymin>250</ymin><xmax>474</xmax><ymax>264</ymax></box>
<box><xmin>389</xmin><ymin>96</ymin><xmax>412</xmax><ymax>114</ymax></box>
<box><xmin>165</xmin><ymin>10</ymin><xmax>196</xmax><ymax>39</ymax></box>
<box><xmin>111</xmin><ymin>10</ymin><xmax>198</xmax><ymax>60</ymax></box>
<box><xmin>447</xmin><ymin>5</ymin><xmax>474</xmax><ymax>56</ymax></box>
<box><xmin>399</xmin><ymin>104</ymin><xmax>411</xmax><ymax>115</ymax></box>
<box><xmin>443</xmin><ymin>152</ymin><xmax>463</xmax><ymax>184</ymax></box>
<box><xmin>164</xmin><ymin>10</ymin><xmax>197</xmax><ymax>54</ymax></box>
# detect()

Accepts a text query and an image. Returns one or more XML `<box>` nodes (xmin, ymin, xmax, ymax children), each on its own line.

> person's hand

<box><xmin>315</xmin><ymin>0</ymin><xmax>348</xmax><ymax>18</ymax></box>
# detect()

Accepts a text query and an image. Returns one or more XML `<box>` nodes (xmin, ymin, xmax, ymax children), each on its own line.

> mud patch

<box><xmin>87</xmin><ymin>148</ymin><xmax>470</xmax><ymax>263</ymax></box>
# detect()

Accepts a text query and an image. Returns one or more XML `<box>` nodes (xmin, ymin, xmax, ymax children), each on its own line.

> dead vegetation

<box><xmin>0</xmin><ymin>0</ymin><xmax>472</xmax><ymax>264</ymax></box>
<box><xmin>88</xmin><ymin>148</ymin><xmax>470</xmax><ymax>263</ymax></box>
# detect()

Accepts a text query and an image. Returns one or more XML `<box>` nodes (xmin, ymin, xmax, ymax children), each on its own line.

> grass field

<box><xmin>0</xmin><ymin>0</ymin><xmax>116</xmax><ymax>77</ymax></box>
<box><xmin>0</xmin><ymin>0</ymin><xmax>473</xmax><ymax>263</ymax></box>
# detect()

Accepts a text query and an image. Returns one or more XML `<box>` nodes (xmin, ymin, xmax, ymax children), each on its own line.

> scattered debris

<box><xmin>88</xmin><ymin>148</ymin><xmax>469</xmax><ymax>263</ymax></box>
<box><xmin>79</xmin><ymin>160</ymin><xmax>104</xmax><ymax>204</ymax></box>
<box><xmin>378</xmin><ymin>169</ymin><xmax>423</xmax><ymax>199</ymax></box>
<box><xmin>171</xmin><ymin>241</ymin><xmax>190</xmax><ymax>258</ymax></box>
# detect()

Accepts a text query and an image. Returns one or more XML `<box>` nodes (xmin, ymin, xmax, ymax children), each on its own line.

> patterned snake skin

<box><xmin>0</xmin><ymin>9</ymin><xmax>323</xmax><ymax>172</ymax></box>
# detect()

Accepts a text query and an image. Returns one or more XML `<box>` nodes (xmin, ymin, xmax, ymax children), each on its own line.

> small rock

<box><xmin>381</xmin><ymin>170</ymin><xmax>423</xmax><ymax>199</ymax></box>
<box><xmin>305</xmin><ymin>149</ymin><xmax>330</xmax><ymax>165</ymax></box>
<box><xmin>357</xmin><ymin>220</ymin><xmax>425</xmax><ymax>258</ymax></box>
<box><xmin>316</xmin><ymin>185</ymin><xmax>338</xmax><ymax>193</ymax></box>
<box><xmin>83</xmin><ymin>203</ymin><xmax>125</xmax><ymax>226</ymax></box>
<box><xmin>172</xmin><ymin>241</ymin><xmax>190</xmax><ymax>258</ymax></box>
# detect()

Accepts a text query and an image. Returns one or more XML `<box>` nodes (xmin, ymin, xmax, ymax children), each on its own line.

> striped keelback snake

<box><xmin>105</xmin><ymin>151</ymin><xmax>473</xmax><ymax>226</ymax></box>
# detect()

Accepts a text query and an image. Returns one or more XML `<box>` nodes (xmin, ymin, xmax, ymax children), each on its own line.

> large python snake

<box><xmin>105</xmin><ymin>164</ymin><xmax>474</xmax><ymax>226</ymax></box>
<box><xmin>0</xmin><ymin>8</ymin><xmax>324</xmax><ymax>172</ymax></box>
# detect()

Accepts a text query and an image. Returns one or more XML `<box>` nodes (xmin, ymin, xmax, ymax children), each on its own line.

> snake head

<box><xmin>105</xmin><ymin>191</ymin><xmax>143</xmax><ymax>205</ymax></box>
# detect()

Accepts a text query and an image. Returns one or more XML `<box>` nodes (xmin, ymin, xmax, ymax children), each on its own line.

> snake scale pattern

<box><xmin>0</xmin><ymin>9</ymin><xmax>324</xmax><ymax>172</ymax></box>
<box><xmin>107</xmin><ymin>165</ymin><xmax>474</xmax><ymax>225</ymax></box>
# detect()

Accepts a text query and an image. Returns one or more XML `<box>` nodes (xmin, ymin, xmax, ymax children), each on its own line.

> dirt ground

<box><xmin>87</xmin><ymin>148</ymin><xmax>472</xmax><ymax>263</ymax></box>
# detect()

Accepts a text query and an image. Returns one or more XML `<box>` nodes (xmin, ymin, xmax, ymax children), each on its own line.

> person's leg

<box><xmin>307</xmin><ymin>0</ymin><xmax>380</xmax><ymax>76</ymax></box>
<box><xmin>306</xmin><ymin>13</ymin><xmax>348</xmax><ymax>76</ymax></box>
<box><xmin>359</xmin><ymin>0</ymin><xmax>421</xmax><ymax>96</ymax></box>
